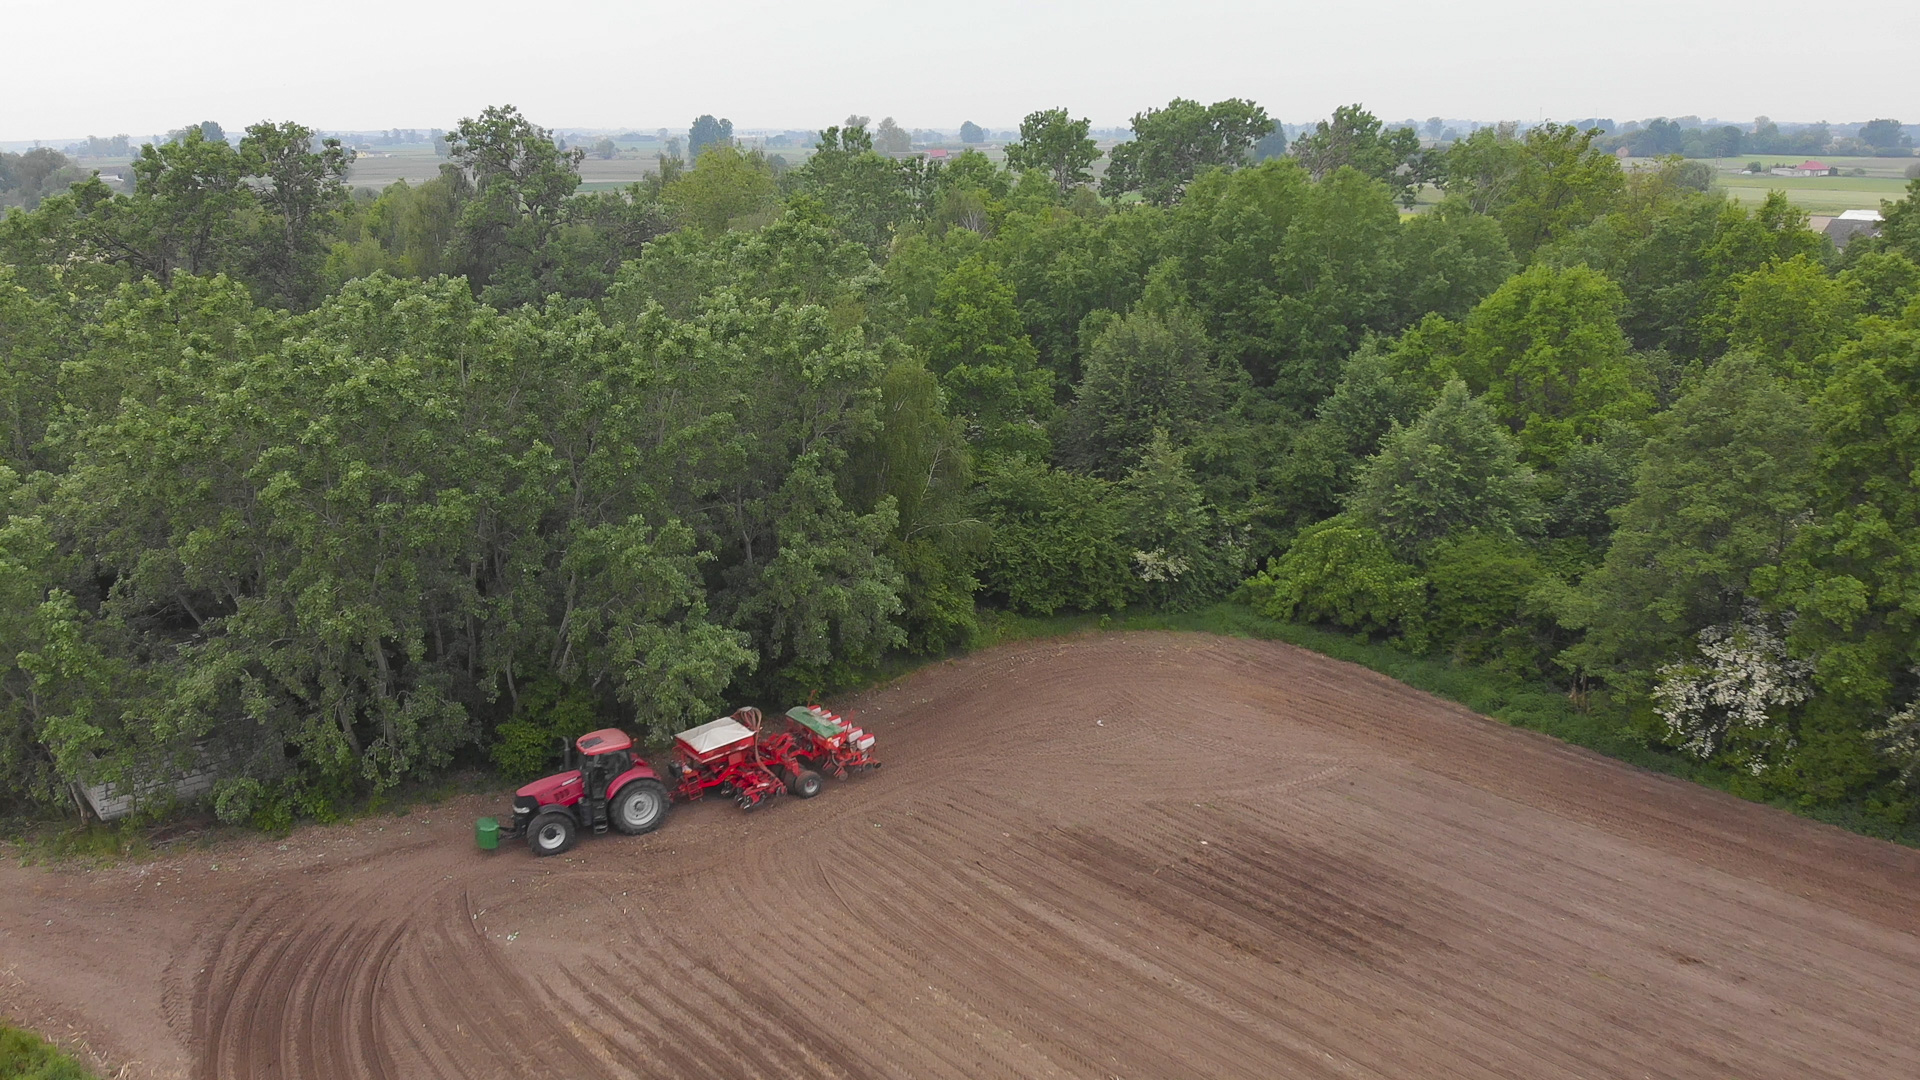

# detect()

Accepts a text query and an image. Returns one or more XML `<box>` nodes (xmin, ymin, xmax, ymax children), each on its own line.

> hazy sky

<box><xmin>4</xmin><ymin>0</ymin><xmax>1916</xmax><ymax>140</ymax></box>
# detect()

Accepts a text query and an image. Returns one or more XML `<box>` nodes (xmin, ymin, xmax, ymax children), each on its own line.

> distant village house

<box><xmin>1771</xmin><ymin>160</ymin><xmax>1837</xmax><ymax>177</ymax></box>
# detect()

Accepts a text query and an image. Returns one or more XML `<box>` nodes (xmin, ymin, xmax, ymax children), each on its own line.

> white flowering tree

<box><xmin>1651</xmin><ymin>607</ymin><xmax>1813</xmax><ymax>775</ymax></box>
<box><xmin>1871</xmin><ymin>696</ymin><xmax>1920</xmax><ymax>788</ymax></box>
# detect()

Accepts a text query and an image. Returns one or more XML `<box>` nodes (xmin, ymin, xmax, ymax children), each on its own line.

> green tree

<box><xmin>1442</xmin><ymin>122</ymin><xmax>1625</xmax><ymax>261</ymax></box>
<box><xmin>1121</xmin><ymin>431</ymin><xmax>1246</xmax><ymax>609</ymax></box>
<box><xmin>921</xmin><ymin>256</ymin><xmax>1053</xmax><ymax>461</ymax></box>
<box><xmin>1163</xmin><ymin>158</ymin><xmax>1404</xmax><ymax>399</ymax></box>
<box><xmin>1774</xmin><ymin>306</ymin><xmax>1920</xmax><ymax>706</ymax></box>
<box><xmin>1274</xmin><ymin>341</ymin><xmax>1433</xmax><ymax>529</ymax></box>
<box><xmin>324</xmin><ymin>175</ymin><xmax>465</xmax><ymax>282</ymax></box>
<box><xmin>1289</xmin><ymin>104</ymin><xmax>1428</xmax><ymax>206</ymax></box>
<box><xmin>993</xmin><ymin>198</ymin><xmax>1167</xmax><ymax>380</ymax></box>
<box><xmin>1392</xmin><ymin>204</ymin><xmax>1517</xmax><ymax>322</ymax></box>
<box><xmin>1056</xmin><ymin>306</ymin><xmax>1244</xmax><ymax>475</ymax></box>
<box><xmin>237</xmin><ymin>120</ymin><xmax>352</xmax><ymax>308</ymax></box>
<box><xmin>120</xmin><ymin>125</ymin><xmax>252</xmax><ymax>281</ymax></box>
<box><xmin>736</xmin><ymin>455</ymin><xmax>904</xmax><ymax>693</ymax></box>
<box><xmin>1568</xmin><ymin>356</ymin><xmax>1816</xmax><ymax>689</ymax></box>
<box><xmin>1875</xmin><ymin>178</ymin><xmax>1920</xmax><ymax>264</ymax></box>
<box><xmin>1717</xmin><ymin>253</ymin><xmax>1861</xmax><ymax>378</ymax></box>
<box><xmin>1457</xmin><ymin>264</ymin><xmax>1652</xmax><ymax>466</ymax></box>
<box><xmin>1251</xmin><ymin>128</ymin><xmax>1289</xmax><ymax>162</ymax></box>
<box><xmin>787</xmin><ymin>123</ymin><xmax>923</xmax><ymax>252</ymax></box>
<box><xmin>0</xmin><ymin>268</ymin><xmax>67</xmax><ymax>470</ymax></box>
<box><xmin>959</xmin><ymin>120</ymin><xmax>986</xmax><ymax>144</ymax></box>
<box><xmin>442</xmin><ymin>104</ymin><xmax>585</xmax><ymax>305</ymax></box>
<box><xmin>846</xmin><ymin>359</ymin><xmax>983</xmax><ymax>653</ymax></box>
<box><xmin>1839</xmin><ymin>251</ymin><xmax>1920</xmax><ymax>318</ymax></box>
<box><xmin>1423</xmin><ymin>533</ymin><xmax>1558</xmax><ymax>674</ymax></box>
<box><xmin>1003</xmin><ymin>108</ymin><xmax>1101</xmax><ymax>198</ymax></box>
<box><xmin>1101</xmin><ymin>98</ymin><xmax>1274</xmax><ymax>205</ymax></box>
<box><xmin>1347</xmin><ymin>380</ymin><xmax>1541</xmax><ymax>559</ymax></box>
<box><xmin>664</xmin><ymin>144</ymin><xmax>779</xmax><ymax>233</ymax></box>
<box><xmin>688</xmin><ymin>114</ymin><xmax>734</xmax><ymax>160</ymax></box>
<box><xmin>874</xmin><ymin>117</ymin><xmax>911</xmax><ymax>154</ymax></box>
<box><xmin>1858</xmin><ymin>118</ymin><xmax>1911</xmax><ymax>153</ymax></box>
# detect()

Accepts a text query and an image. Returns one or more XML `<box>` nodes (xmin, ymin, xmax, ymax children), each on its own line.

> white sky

<box><xmin>3</xmin><ymin>0</ymin><xmax>1917</xmax><ymax>141</ymax></box>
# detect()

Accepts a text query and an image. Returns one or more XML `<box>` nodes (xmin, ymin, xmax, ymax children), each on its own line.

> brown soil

<box><xmin>4</xmin><ymin>632</ymin><xmax>1918</xmax><ymax>1079</ymax></box>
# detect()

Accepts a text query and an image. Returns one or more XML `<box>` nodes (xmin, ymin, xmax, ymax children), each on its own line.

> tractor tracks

<box><xmin>186</xmin><ymin>849</ymin><xmax>613</xmax><ymax>1080</ymax></box>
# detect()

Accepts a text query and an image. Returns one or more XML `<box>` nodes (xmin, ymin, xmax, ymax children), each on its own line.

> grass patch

<box><xmin>9</xmin><ymin>819</ymin><xmax>152</xmax><ymax>868</ymax></box>
<box><xmin>1120</xmin><ymin>602</ymin><xmax>1920</xmax><ymax>846</ymax></box>
<box><xmin>0</xmin><ymin>1024</ymin><xmax>96</xmax><ymax>1080</ymax></box>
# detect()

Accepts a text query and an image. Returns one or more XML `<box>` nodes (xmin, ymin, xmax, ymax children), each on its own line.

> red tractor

<box><xmin>478</xmin><ymin>705</ymin><xmax>879</xmax><ymax>856</ymax></box>
<box><xmin>494</xmin><ymin>727</ymin><xmax>671</xmax><ymax>856</ymax></box>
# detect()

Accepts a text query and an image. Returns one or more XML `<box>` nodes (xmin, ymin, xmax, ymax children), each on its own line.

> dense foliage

<box><xmin>6</xmin><ymin>102</ymin><xmax>1920</xmax><ymax>830</ymax></box>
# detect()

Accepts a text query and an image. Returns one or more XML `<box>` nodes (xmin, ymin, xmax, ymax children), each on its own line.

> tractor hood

<box><xmin>517</xmin><ymin>770</ymin><xmax>584</xmax><ymax>806</ymax></box>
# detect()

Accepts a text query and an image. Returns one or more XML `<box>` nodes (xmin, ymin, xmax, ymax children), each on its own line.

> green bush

<box><xmin>977</xmin><ymin>461</ymin><xmax>1136</xmax><ymax>615</ymax></box>
<box><xmin>1423</xmin><ymin>534</ymin><xmax>1561</xmax><ymax>675</ymax></box>
<box><xmin>1244</xmin><ymin>516</ymin><xmax>1425</xmax><ymax>640</ymax></box>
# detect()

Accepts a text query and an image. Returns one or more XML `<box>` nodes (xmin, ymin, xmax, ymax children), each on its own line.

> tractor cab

<box><xmin>573</xmin><ymin>728</ymin><xmax>634</xmax><ymax>793</ymax></box>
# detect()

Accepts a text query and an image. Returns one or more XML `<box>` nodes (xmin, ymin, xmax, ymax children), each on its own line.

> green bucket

<box><xmin>476</xmin><ymin>816</ymin><xmax>500</xmax><ymax>851</ymax></box>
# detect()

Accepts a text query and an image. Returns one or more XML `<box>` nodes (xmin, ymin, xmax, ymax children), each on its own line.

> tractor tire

<box><xmin>787</xmin><ymin>768</ymin><xmax>823</xmax><ymax>799</ymax></box>
<box><xmin>527</xmin><ymin>811</ymin><xmax>578</xmax><ymax>856</ymax></box>
<box><xmin>611</xmin><ymin>779</ymin><xmax>669</xmax><ymax>836</ymax></box>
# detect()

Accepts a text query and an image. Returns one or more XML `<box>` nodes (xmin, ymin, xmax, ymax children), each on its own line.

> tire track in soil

<box><xmin>187</xmin><ymin>851</ymin><xmax>614</xmax><ymax>1080</ymax></box>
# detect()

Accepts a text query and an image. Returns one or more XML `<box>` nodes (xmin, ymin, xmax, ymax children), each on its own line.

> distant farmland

<box><xmin>344</xmin><ymin>145</ymin><xmax>669</xmax><ymax>190</ymax></box>
<box><xmin>1713</xmin><ymin>172</ymin><xmax>1910</xmax><ymax>214</ymax></box>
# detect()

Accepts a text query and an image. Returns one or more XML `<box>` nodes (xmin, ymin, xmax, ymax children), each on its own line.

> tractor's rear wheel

<box><xmin>528</xmin><ymin>811</ymin><xmax>577</xmax><ymax>856</ymax></box>
<box><xmin>787</xmin><ymin>768</ymin><xmax>823</xmax><ymax>799</ymax></box>
<box><xmin>611</xmin><ymin>779</ymin><xmax>669</xmax><ymax>836</ymax></box>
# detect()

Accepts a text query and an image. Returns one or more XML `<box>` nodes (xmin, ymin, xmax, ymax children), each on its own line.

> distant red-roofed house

<box><xmin>1771</xmin><ymin>160</ymin><xmax>1837</xmax><ymax>177</ymax></box>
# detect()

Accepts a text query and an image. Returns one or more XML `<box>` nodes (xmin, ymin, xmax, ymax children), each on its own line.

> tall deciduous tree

<box><xmin>442</xmin><ymin>104</ymin><xmax>585</xmax><ymax>305</ymax></box>
<box><xmin>1347</xmin><ymin>380</ymin><xmax>1541</xmax><ymax>559</ymax></box>
<box><xmin>873</xmin><ymin>117</ymin><xmax>911</xmax><ymax>154</ymax></box>
<box><xmin>238</xmin><ymin>120</ymin><xmax>352</xmax><ymax>308</ymax></box>
<box><xmin>921</xmin><ymin>257</ymin><xmax>1053</xmax><ymax>462</ymax></box>
<box><xmin>1057</xmin><ymin>306</ymin><xmax>1243</xmax><ymax>476</ymax></box>
<box><xmin>1101</xmin><ymin>98</ymin><xmax>1273</xmax><ymax>206</ymax></box>
<box><xmin>1003</xmin><ymin>108</ymin><xmax>1101</xmax><ymax>198</ymax></box>
<box><xmin>1289</xmin><ymin>104</ymin><xmax>1428</xmax><ymax>206</ymax></box>
<box><xmin>688</xmin><ymin>114</ymin><xmax>734</xmax><ymax>160</ymax></box>
<box><xmin>664</xmin><ymin>145</ymin><xmax>778</xmax><ymax>233</ymax></box>
<box><xmin>1567</xmin><ymin>355</ymin><xmax>1816</xmax><ymax>689</ymax></box>
<box><xmin>1442</xmin><ymin>122</ymin><xmax>1625</xmax><ymax>261</ymax></box>
<box><xmin>1776</xmin><ymin>306</ymin><xmax>1920</xmax><ymax>705</ymax></box>
<box><xmin>1456</xmin><ymin>263</ymin><xmax>1651</xmax><ymax>466</ymax></box>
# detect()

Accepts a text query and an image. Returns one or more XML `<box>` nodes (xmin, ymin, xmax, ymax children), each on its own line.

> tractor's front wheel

<box><xmin>787</xmin><ymin>768</ymin><xmax>823</xmax><ymax>799</ymax></box>
<box><xmin>528</xmin><ymin>811</ymin><xmax>578</xmax><ymax>856</ymax></box>
<box><xmin>611</xmin><ymin>779</ymin><xmax>669</xmax><ymax>836</ymax></box>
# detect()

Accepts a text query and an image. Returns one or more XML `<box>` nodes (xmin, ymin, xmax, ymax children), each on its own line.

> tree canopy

<box><xmin>6</xmin><ymin>97</ymin><xmax>1920</xmax><ymax>834</ymax></box>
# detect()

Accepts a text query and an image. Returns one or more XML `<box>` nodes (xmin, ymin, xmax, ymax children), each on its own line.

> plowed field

<box><xmin>4</xmin><ymin>633</ymin><xmax>1919</xmax><ymax>1079</ymax></box>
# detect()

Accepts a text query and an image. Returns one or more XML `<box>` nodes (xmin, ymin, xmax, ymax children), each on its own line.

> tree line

<box><xmin>4</xmin><ymin>100</ymin><xmax>1919</xmax><ymax>831</ymax></box>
